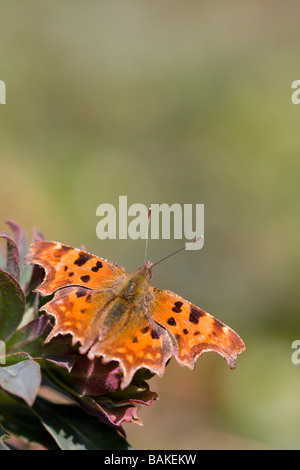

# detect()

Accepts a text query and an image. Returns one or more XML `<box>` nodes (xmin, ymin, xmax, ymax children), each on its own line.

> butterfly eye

<box><xmin>127</xmin><ymin>282</ymin><xmax>137</xmax><ymax>295</ymax></box>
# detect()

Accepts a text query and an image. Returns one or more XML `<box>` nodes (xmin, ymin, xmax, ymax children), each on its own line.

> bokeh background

<box><xmin>1</xmin><ymin>0</ymin><xmax>300</xmax><ymax>449</ymax></box>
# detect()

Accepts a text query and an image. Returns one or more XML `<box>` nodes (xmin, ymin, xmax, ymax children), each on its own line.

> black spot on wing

<box><xmin>212</xmin><ymin>318</ymin><xmax>225</xmax><ymax>334</ymax></box>
<box><xmin>189</xmin><ymin>306</ymin><xmax>205</xmax><ymax>324</ymax></box>
<box><xmin>151</xmin><ymin>329</ymin><xmax>160</xmax><ymax>339</ymax></box>
<box><xmin>141</xmin><ymin>326</ymin><xmax>149</xmax><ymax>334</ymax></box>
<box><xmin>76</xmin><ymin>288</ymin><xmax>87</xmax><ymax>298</ymax></box>
<box><xmin>55</xmin><ymin>245</ymin><xmax>72</xmax><ymax>257</ymax></box>
<box><xmin>74</xmin><ymin>252</ymin><xmax>93</xmax><ymax>266</ymax></box>
<box><xmin>172</xmin><ymin>301</ymin><xmax>183</xmax><ymax>313</ymax></box>
<box><xmin>91</xmin><ymin>261</ymin><xmax>103</xmax><ymax>272</ymax></box>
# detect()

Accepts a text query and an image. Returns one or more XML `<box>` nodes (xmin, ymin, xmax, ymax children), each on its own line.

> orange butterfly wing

<box><xmin>149</xmin><ymin>287</ymin><xmax>246</xmax><ymax>370</ymax></box>
<box><xmin>41</xmin><ymin>286</ymin><xmax>112</xmax><ymax>350</ymax></box>
<box><xmin>25</xmin><ymin>241</ymin><xmax>125</xmax><ymax>295</ymax></box>
<box><xmin>86</xmin><ymin>305</ymin><xmax>173</xmax><ymax>389</ymax></box>
<box><xmin>25</xmin><ymin>242</ymin><xmax>174</xmax><ymax>389</ymax></box>
<box><xmin>25</xmin><ymin>241</ymin><xmax>245</xmax><ymax>389</ymax></box>
<box><xmin>41</xmin><ymin>286</ymin><xmax>173</xmax><ymax>389</ymax></box>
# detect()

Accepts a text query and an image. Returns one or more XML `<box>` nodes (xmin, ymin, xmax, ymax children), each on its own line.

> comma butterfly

<box><xmin>24</xmin><ymin>240</ymin><xmax>245</xmax><ymax>389</ymax></box>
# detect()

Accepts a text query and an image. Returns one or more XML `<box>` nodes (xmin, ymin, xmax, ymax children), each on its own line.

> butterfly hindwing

<box><xmin>41</xmin><ymin>286</ymin><xmax>110</xmax><ymax>351</ymax></box>
<box><xmin>87</xmin><ymin>311</ymin><xmax>173</xmax><ymax>389</ymax></box>
<box><xmin>41</xmin><ymin>279</ymin><xmax>173</xmax><ymax>389</ymax></box>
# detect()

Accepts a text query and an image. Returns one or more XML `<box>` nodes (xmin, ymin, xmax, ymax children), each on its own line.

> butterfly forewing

<box><xmin>25</xmin><ymin>241</ymin><xmax>125</xmax><ymax>295</ymax></box>
<box><xmin>149</xmin><ymin>287</ymin><xmax>246</xmax><ymax>370</ymax></box>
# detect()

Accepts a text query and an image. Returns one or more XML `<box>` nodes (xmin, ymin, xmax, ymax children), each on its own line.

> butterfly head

<box><xmin>144</xmin><ymin>260</ymin><xmax>154</xmax><ymax>279</ymax></box>
<box><xmin>122</xmin><ymin>262</ymin><xmax>153</xmax><ymax>300</ymax></box>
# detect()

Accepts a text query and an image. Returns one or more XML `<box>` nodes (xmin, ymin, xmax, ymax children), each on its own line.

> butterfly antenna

<box><xmin>151</xmin><ymin>235</ymin><xmax>203</xmax><ymax>268</ymax></box>
<box><xmin>144</xmin><ymin>208</ymin><xmax>152</xmax><ymax>265</ymax></box>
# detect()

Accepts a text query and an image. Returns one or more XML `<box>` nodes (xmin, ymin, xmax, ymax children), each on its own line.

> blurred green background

<box><xmin>1</xmin><ymin>0</ymin><xmax>300</xmax><ymax>449</ymax></box>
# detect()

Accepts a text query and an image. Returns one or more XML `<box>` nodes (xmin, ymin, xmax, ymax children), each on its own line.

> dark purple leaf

<box><xmin>52</xmin><ymin>355</ymin><xmax>158</xmax><ymax>428</ymax></box>
<box><xmin>67</xmin><ymin>356</ymin><xmax>123</xmax><ymax>396</ymax></box>
<box><xmin>76</xmin><ymin>395</ymin><xmax>141</xmax><ymax>429</ymax></box>
<box><xmin>23</xmin><ymin>265</ymin><xmax>44</xmax><ymax>296</ymax></box>
<box><xmin>5</xmin><ymin>221</ymin><xmax>28</xmax><ymax>264</ymax></box>
<box><xmin>31</xmin><ymin>227</ymin><xmax>44</xmax><ymax>243</ymax></box>
<box><xmin>0</xmin><ymin>232</ymin><xmax>20</xmax><ymax>282</ymax></box>
<box><xmin>105</xmin><ymin>382</ymin><xmax>158</xmax><ymax>407</ymax></box>
<box><xmin>22</xmin><ymin>226</ymin><xmax>45</xmax><ymax>295</ymax></box>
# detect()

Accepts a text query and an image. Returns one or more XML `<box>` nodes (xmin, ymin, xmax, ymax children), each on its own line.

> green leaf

<box><xmin>32</xmin><ymin>397</ymin><xmax>132</xmax><ymax>450</ymax></box>
<box><xmin>0</xmin><ymin>389</ymin><xmax>59</xmax><ymax>449</ymax></box>
<box><xmin>0</xmin><ymin>423</ymin><xmax>10</xmax><ymax>450</ymax></box>
<box><xmin>0</xmin><ymin>268</ymin><xmax>25</xmax><ymax>342</ymax></box>
<box><xmin>0</xmin><ymin>359</ymin><xmax>41</xmax><ymax>406</ymax></box>
<box><xmin>6</xmin><ymin>315</ymin><xmax>51</xmax><ymax>355</ymax></box>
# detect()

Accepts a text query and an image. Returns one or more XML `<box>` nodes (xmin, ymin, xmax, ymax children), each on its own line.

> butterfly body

<box><xmin>25</xmin><ymin>241</ymin><xmax>245</xmax><ymax>389</ymax></box>
<box><xmin>90</xmin><ymin>266</ymin><xmax>152</xmax><ymax>346</ymax></box>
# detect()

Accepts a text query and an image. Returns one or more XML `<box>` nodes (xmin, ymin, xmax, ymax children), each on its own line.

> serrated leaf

<box><xmin>32</xmin><ymin>397</ymin><xmax>132</xmax><ymax>450</ymax></box>
<box><xmin>0</xmin><ymin>268</ymin><xmax>25</xmax><ymax>341</ymax></box>
<box><xmin>0</xmin><ymin>359</ymin><xmax>41</xmax><ymax>406</ymax></box>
